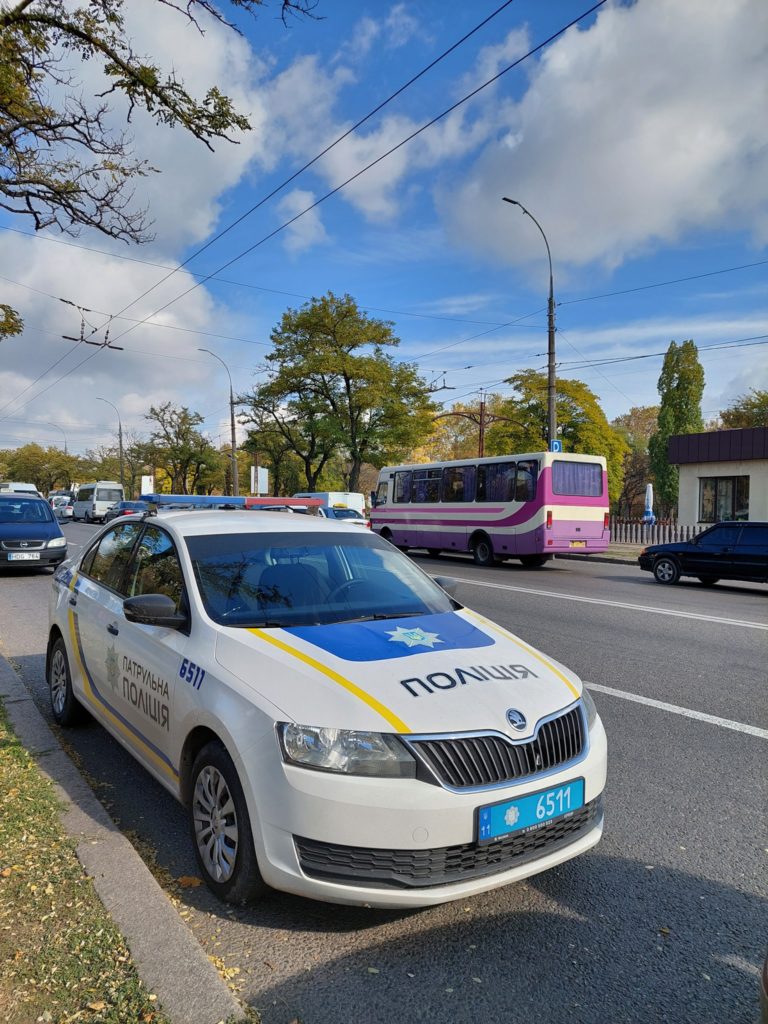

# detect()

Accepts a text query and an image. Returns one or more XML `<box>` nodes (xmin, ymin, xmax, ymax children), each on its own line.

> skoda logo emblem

<box><xmin>506</xmin><ymin>709</ymin><xmax>527</xmax><ymax>731</ymax></box>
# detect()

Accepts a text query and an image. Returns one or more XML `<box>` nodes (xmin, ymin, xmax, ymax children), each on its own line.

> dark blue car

<box><xmin>0</xmin><ymin>494</ymin><xmax>67</xmax><ymax>571</ymax></box>
<box><xmin>638</xmin><ymin>521</ymin><xmax>768</xmax><ymax>585</ymax></box>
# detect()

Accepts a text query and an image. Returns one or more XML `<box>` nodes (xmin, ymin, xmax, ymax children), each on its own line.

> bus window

<box><xmin>515</xmin><ymin>460</ymin><xmax>538</xmax><ymax>501</ymax></box>
<box><xmin>552</xmin><ymin>460</ymin><xmax>602</xmax><ymax>496</ymax></box>
<box><xmin>477</xmin><ymin>462</ymin><xmax>516</xmax><ymax>502</ymax></box>
<box><xmin>442</xmin><ymin>466</ymin><xmax>475</xmax><ymax>502</ymax></box>
<box><xmin>393</xmin><ymin>471</ymin><xmax>411</xmax><ymax>504</ymax></box>
<box><xmin>375</xmin><ymin>481</ymin><xmax>388</xmax><ymax>507</ymax></box>
<box><xmin>412</xmin><ymin>468</ymin><xmax>441</xmax><ymax>503</ymax></box>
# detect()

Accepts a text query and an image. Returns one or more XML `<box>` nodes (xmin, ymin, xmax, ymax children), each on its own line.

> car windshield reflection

<box><xmin>185</xmin><ymin>531</ymin><xmax>454</xmax><ymax>627</ymax></box>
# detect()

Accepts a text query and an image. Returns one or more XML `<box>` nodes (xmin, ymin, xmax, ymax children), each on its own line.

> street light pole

<box><xmin>96</xmin><ymin>397</ymin><xmax>124</xmax><ymax>490</ymax></box>
<box><xmin>45</xmin><ymin>422</ymin><xmax>68</xmax><ymax>454</ymax></box>
<box><xmin>502</xmin><ymin>197</ymin><xmax>557</xmax><ymax>449</ymax></box>
<box><xmin>198</xmin><ymin>349</ymin><xmax>239</xmax><ymax>496</ymax></box>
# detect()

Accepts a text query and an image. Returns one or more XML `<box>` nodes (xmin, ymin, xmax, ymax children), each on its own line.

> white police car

<box><xmin>47</xmin><ymin>507</ymin><xmax>607</xmax><ymax>908</ymax></box>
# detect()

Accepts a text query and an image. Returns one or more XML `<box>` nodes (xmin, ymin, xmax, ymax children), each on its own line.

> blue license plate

<box><xmin>477</xmin><ymin>778</ymin><xmax>585</xmax><ymax>844</ymax></box>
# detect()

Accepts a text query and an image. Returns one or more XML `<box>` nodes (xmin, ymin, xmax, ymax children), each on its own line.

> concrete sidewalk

<box><xmin>0</xmin><ymin>655</ymin><xmax>246</xmax><ymax>1024</ymax></box>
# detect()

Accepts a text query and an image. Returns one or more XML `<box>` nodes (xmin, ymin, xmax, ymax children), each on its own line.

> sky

<box><xmin>0</xmin><ymin>0</ymin><xmax>767</xmax><ymax>457</ymax></box>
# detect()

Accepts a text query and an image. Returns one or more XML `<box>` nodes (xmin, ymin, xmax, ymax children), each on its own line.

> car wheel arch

<box><xmin>179</xmin><ymin>725</ymin><xmax>225</xmax><ymax>806</ymax></box>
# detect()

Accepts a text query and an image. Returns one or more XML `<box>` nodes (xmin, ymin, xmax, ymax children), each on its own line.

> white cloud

<box><xmin>383</xmin><ymin>5</ymin><xmax>422</xmax><ymax>49</ymax></box>
<box><xmin>277</xmin><ymin>189</ymin><xmax>329</xmax><ymax>252</ymax></box>
<box><xmin>442</xmin><ymin>0</ymin><xmax>768</xmax><ymax>271</ymax></box>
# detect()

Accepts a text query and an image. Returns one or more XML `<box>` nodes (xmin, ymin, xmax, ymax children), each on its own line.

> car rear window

<box><xmin>97</xmin><ymin>488</ymin><xmax>123</xmax><ymax>503</ymax></box>
<box><xmin>551</xmin><ymin>461</ymin><xmax>603</xmax><ymax>497</ymax></box>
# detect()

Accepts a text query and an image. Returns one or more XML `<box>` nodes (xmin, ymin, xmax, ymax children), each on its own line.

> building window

<box><xmin>698</xmin><ymin>476</ymin><xmax>749</xmax><ymax>522</ymax></box>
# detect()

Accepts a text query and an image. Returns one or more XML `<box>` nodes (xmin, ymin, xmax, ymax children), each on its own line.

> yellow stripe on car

<box><xmin>66</xmin><ymin>604</ymin><xmax>178</xmax><ymax>782</ymax></box>
<box><xmin>249</xmin><ymin>628</ymin><xmax>411</xmax><ymax>734</ymax></box>
<box><xmin>463</xmin><ymin>608</ymin><xmax>580</xmax><ymax>700</ymax></box>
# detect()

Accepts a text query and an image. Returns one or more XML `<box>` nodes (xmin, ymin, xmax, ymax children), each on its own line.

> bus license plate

<box><xmin>477</xmin><ymin>779</ymin><xmax>584</xmax><ymax>843</ymax></box>
<box><xmin>9</xmin><ymin>552</ymin><xmax>40</xmax><ymax>561</ymax></box>
<box><xmin>570</xmin><ymin>540</ymin><xmax>586</xmax><ymax>548</ymax></box>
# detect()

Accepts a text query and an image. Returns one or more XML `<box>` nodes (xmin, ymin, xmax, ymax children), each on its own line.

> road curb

<box><xmin>0</xmin><ymin>654</ymin><xmax>246</xmax><ymax>1024</ymax></box>
<box><xmin>554</xmin><ymin>552</ymin><xmax>639</xmax><ymax>565</ymax></box>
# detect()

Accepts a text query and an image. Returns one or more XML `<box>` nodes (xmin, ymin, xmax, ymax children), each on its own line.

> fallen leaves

<box><xmin>176</xmin><ymin>875</ymin><xmax>203</xmax><ymax>888</ymax></box>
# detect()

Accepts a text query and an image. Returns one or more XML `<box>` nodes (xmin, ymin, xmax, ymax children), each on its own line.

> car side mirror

<box><xmin>123</xmin><ymin>593</ymin><xmax>187</xmax><ymax>630</ymax></box>
<box><xmin>434</xmin><ymin>575</ymin><xmax>459</xmax><ymax>598</ymax></box>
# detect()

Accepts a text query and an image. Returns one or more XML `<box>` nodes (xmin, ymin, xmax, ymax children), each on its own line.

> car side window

<box><xmin>127</xmin><ymin>525</ymin><xmax>186</xmax><ymax>614</ymax></box>
<box><xmin>698</xmin><ymin>525</ymin><xmax>740</xmax><ymax>548</ymax></box>
<box><xmin>83</xmin><ymin>523</ymin><xmax>142</xmax><ymax>593</ymax></box>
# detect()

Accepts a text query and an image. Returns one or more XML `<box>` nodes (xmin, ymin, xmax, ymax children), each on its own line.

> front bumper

<box><xmin>1</xmin><ymin>548</ymin><xmax>66</xmax><ymax>568</ymax></box>
<box><xmin>238</xmin><ymin>715</ymin><xmax>607</xmax><ymax>908</ymax></box>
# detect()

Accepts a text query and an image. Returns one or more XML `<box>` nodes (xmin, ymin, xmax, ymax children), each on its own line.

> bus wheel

<box><xmin>380</xmin><ymin>528</ymin><xmax>393</xmax><ymax>544</ymax></box>
<box><xmin>427</xmin><ymin>549</ymin><xmax>441</xmax><ymax>558</ymax></box>
<box><xmin>471</xmin><ymin>534</ymin><xmax>496</xmax><ymax>567</ymax></box>
<box><xmin>520</xmin><ymin>555</ymin><xmax>550</xmax><ymax>568</ymax></box>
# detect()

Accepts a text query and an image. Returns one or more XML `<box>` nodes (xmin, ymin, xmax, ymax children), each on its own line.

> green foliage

<box><xmin>611</xmin><ymin>405</ymin><xmax>660</xmax><ymax>452</ymax></box>
<box><xmin>144</xmin><ymin>402</ymin><xmax>221</xmax><ymax>494</ymax></box>
<box><xmin>242</xmin><ymin>293</ymin><xmax>438</xmax><ymax>490</ymax></box>
<box><xmin>3</xmin><ymin>443</ymin><xmax>79</xmax><ymax>492</ymax></box>
<box><xmin>0</xmin><ymin>1</ymin><xmax>312</xmax><ymax>242</ymax></box>
<box><xmin>485</xmin><ymin>371</ymin><xmax>629</xmax><ymax>507</ymax></box>
<box><xmin>648</xmin><ymin>340</ymin><xmax>704</xmax><ymax>515</ymax></box>
<box><xmin>719</xmin><ymin>388</ymin><xmax>768</xmax><ymax>428</ymax></box>
<box><xmin>0</xmin><ymin>303</ymin><xmax>23</xmax><ymax>339</ymax></box>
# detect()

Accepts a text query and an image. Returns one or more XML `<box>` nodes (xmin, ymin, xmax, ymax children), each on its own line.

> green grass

<box><xmin>0</xmin><ymin>699</ymin><xmax>171</xmax><ymax>1024</ymax></box>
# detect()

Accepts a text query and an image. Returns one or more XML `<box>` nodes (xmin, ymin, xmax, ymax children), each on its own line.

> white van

<box><xmin>73</xmin><ymin>481</ymin><xmax>124</xmax><ymax>523</ymax></box>
<box><xmin>292</xmin><ymin>491</ymin><xmax>366</xmax><ymax>516</ymax></box>
<box><xmin>0</xmin><ymin>481</ymin><xmax>42</xmax><ymax>496</ymax></box>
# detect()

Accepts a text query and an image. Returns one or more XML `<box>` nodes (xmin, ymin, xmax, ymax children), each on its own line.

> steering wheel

<box><xmin>327</xmin><ymin>579</ymin><xmax>368</xmax><ymax>603</ymax></box>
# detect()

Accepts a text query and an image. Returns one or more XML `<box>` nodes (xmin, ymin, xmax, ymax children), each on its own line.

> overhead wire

<box><xmin>3</xmin><ymin>0</ymin><xmax>608</xmax><ymax>416</ymax></box>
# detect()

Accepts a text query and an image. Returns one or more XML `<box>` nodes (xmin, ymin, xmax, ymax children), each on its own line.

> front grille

<box><xmin>408</xmin><ymin>706</ymin><xmax>585</xmax><ymax>789</ymax></box>
<box><xmin>296</xmin><ymin>798</ymin><xmax>601</xmax><ymax>889</ymax></box>
<box><xmin>1</xmin><ymin>539</ymin><xmax>46</xmax><ymax>550</ymax></box>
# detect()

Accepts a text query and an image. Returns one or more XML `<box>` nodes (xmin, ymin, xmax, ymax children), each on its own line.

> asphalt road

<box><xmin>1</xmin><ymin>521</ymin><xmax>766</xmax><ymax>1024</ymax></box>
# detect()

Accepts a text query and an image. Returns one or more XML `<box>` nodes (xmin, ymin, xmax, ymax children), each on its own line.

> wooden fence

<box><xmin>609</xmin><ymin>519</ymin><xmax>703</xmax><ymax>546</ymax></box>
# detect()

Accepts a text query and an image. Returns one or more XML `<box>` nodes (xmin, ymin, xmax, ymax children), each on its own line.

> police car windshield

<box><xmin>185</xmin><ymin>531</ymin><xmax>454</xmax><ymax>628</ymax></box>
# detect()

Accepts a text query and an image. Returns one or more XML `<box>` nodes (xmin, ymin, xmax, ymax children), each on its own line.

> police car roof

<box><xmin>154</xmin><ymin>509</ymin><xmax>364</xmax><ymax>538</ymax></box>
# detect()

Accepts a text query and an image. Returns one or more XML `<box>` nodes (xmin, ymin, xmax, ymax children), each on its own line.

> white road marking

<box><xmin>586</xmin><ymin>682</ymin><xmax>768</xmax><ymax>740</ymax></box>
<box><xmin>443</xmin><ymin>576</ymin><xmax>768</xmax><ymax>631</ymax></box>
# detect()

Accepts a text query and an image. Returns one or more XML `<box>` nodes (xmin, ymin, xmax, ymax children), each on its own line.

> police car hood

<box><xmin>215</xmin><ymin>609</ymin><xmax>583</xmax><ymax>739</ymax></box>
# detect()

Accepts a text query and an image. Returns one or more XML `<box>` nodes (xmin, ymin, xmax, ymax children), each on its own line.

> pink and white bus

<box><xmin>370</xmin><ymin>451</ymin><xmax>610</xmax><ymax>567</ymax></box>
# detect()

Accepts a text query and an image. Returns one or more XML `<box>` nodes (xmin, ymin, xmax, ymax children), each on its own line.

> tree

<box><xmin>719</xmin><ymin>389</ymin><xmax>768</xmax><ymax>428</ymax></box>
<box><xmin>485</xmin><ymin>371</ymin><xmax>629</xmax><ymax>507</ymax></box>
<box><xmin>611</xmin><ymin>406</ymin><xmax>659</xmax><ymax>518</ymax></box>
<box><xmin>242</xmin><ymin>293</ymin><xmax>438</xmax><ymax>491</ymax></box>
<box><xmin>1</xmin><ymin>304</ymin><xmax>23</xmax><ymax>340</ymax></box>
<box><xmin>648</xmin><ymin>340</ymin><xmax>704</xmax><ymax>516</ymax></box>
<box><xmin>0</xmin><ymin>1</ymin><xmax>315</xmax><ymax>243</ymax></box>
<box><xmin>144</xmin><ymin>402</ymin><xmax>219</xmax><ymax>494</ymax></box>
<box><xmin>5</xmin><ymin>442</ymin><xmax>79</xmax><ymax>491</ymax></box>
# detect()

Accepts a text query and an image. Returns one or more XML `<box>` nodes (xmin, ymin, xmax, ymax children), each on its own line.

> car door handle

<box><xmin>106</xmin><ymin>623</ymin><xmax>119</xmax><ymax>636</ymax></box>
<box><xmin>68</xmin><ymin>596</ymin><xmax>77</xmax><ymax>606</ymax></box>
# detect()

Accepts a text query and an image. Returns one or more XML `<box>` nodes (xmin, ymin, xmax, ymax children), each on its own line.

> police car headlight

<box><xmin>279</xmin><ymin>724</ymin><xmax>416</xmax><ymax>779</ymax></box>
<box><xmin>581</xmin><ymin>688</ymin><xmax>598</xmax><ymax>730</ymax></box>
<box><xmin>47</xmin><ymin>536</ymin><xmax>67</xmax><ymax>548</ymax></box>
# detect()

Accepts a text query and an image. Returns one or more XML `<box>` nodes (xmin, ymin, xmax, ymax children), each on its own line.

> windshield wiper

<box><xmin>334</xmin><ymin>611</ymin><xmax>424</xmax><ymax>624</ymax></box>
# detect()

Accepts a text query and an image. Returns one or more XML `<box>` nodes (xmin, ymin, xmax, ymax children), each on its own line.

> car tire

<box><xmin>84</xmin><ymin>511</ymin><xmax>91</xmax><ymax>524</ymax></box>
<box><xmin>189</xmin><ymin>741</ymin><xmax>266</xmax><ymax>905</ymax></box>
<box><xmin>520</xmin><ymin>555</ymin><xmax>550</xmax><ymax>568</ymax></box>
<box><xmin>471</xmin><ymin>534</ymin><xmax>497</xmax><ymax>567</ymax></box>
<box><xmin>653</xmin><ymin>557</ymin><xmax>680</xmax><ymax>584</ymax></box>
<box><xmin>697</xmin><ymin>576</ymin><xmax>720</xmax><ymax>586</ymax></box>
<box><xmin>47</xmin><ymin>636</ymin><xmax>88</xmax><ymax>726</ymax></box>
